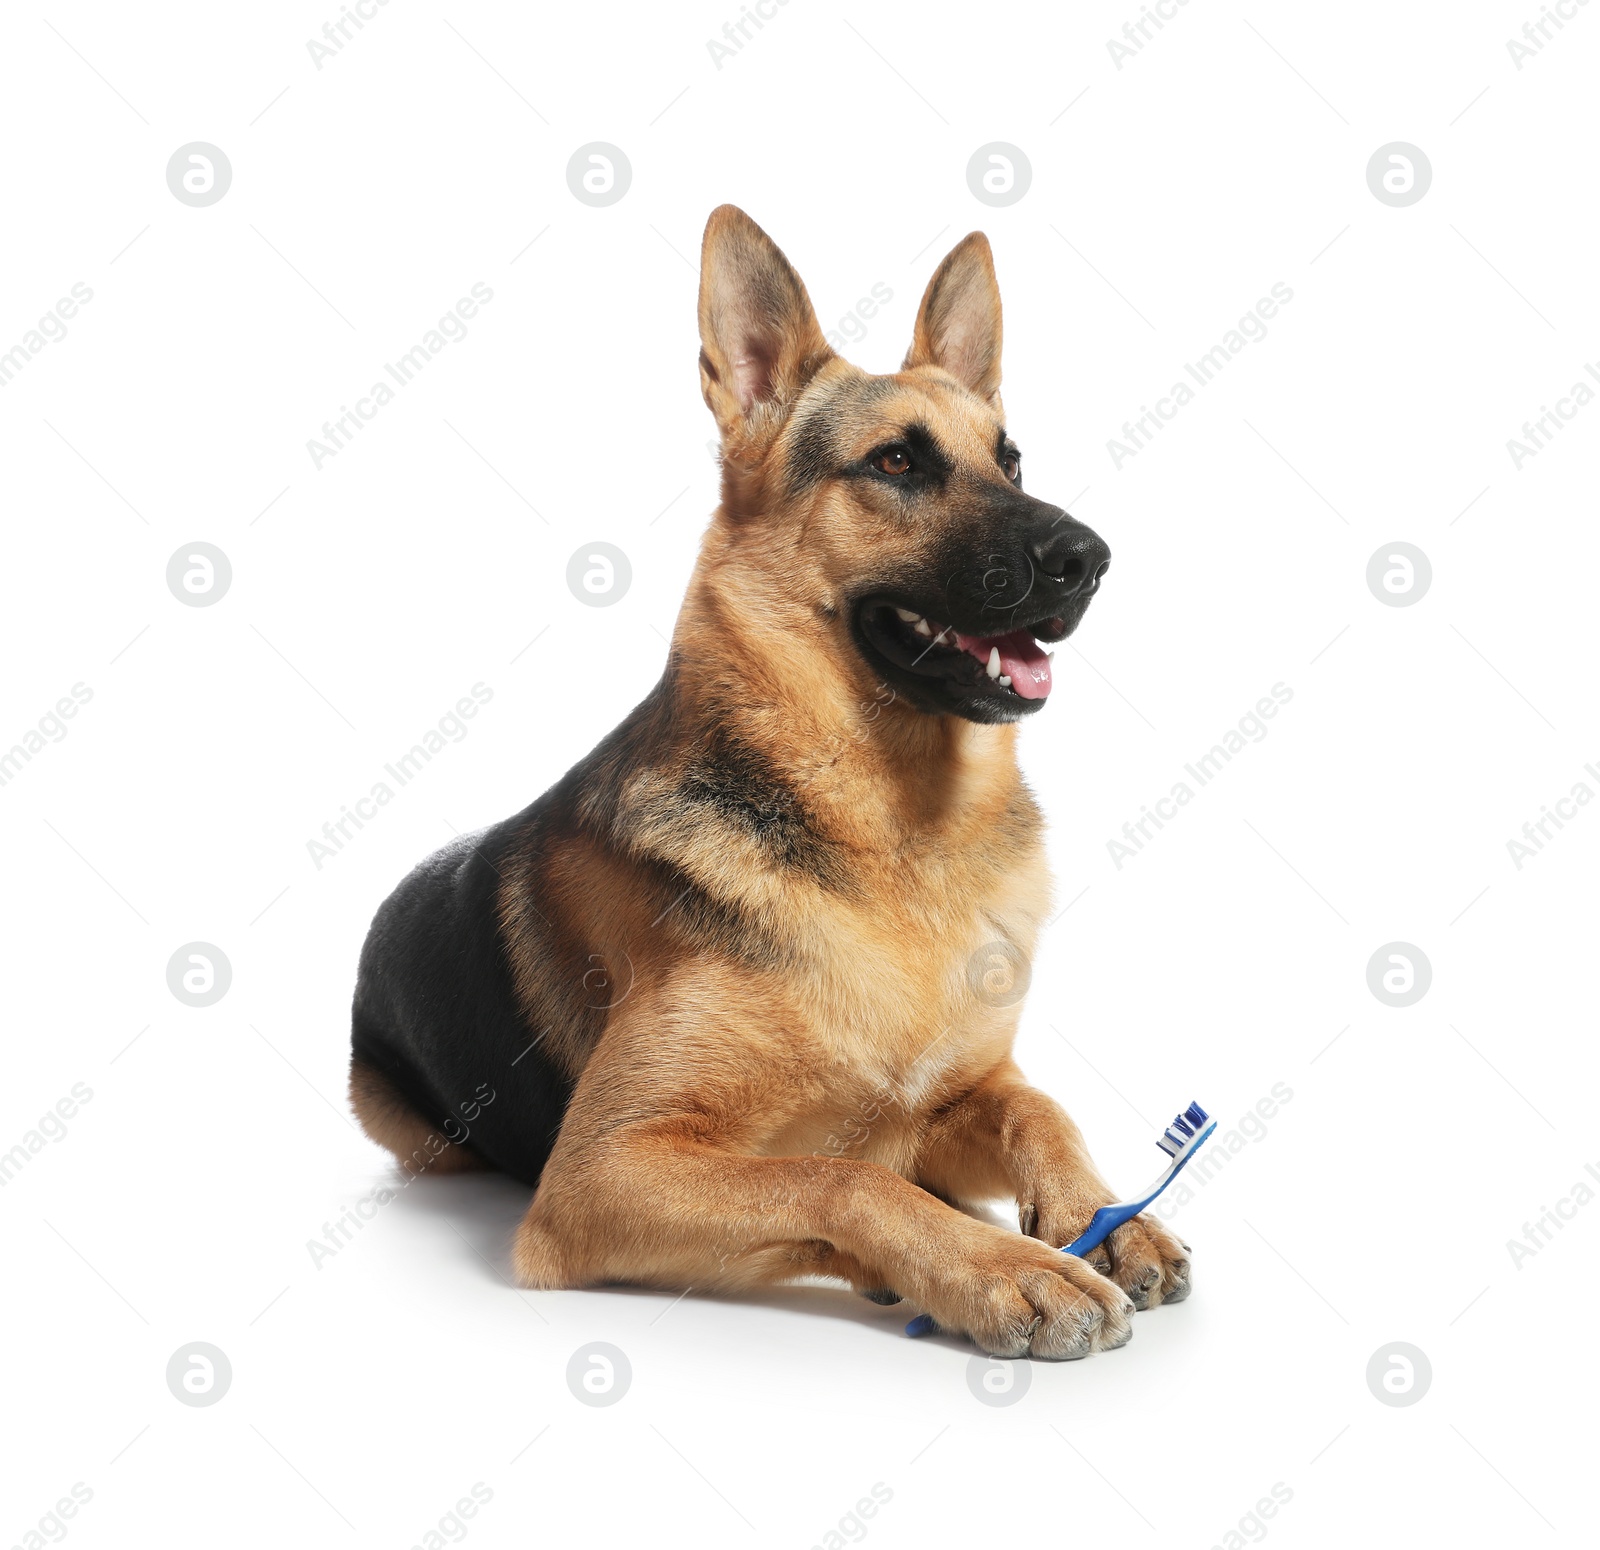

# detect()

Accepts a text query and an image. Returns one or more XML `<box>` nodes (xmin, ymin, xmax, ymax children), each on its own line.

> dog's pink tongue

<box><xmin>953</xmin><ymin>629</ymin><xmax>1053</xmax><ymax>700</ymax></box>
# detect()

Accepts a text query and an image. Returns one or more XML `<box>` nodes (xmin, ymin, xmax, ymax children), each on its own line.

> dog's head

<box><xmin>696</xmin><ymin>205</ymin><xmax>1110</xmax><ymax>726</ymax></box>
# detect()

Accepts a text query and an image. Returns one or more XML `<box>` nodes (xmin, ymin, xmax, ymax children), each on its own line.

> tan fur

<box><xmin>349</xmin><ymin>1060</ymin><xmax>487</xmax><ymax>1176</ymax></box>
<box><xmin>904</xmin><ymin>231</ymin><xmax>1005</xmax><ymax>404</ymax></box>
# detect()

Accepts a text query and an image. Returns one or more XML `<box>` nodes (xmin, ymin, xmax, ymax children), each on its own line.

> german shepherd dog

<box><xmin>349</xmin><ymin>206</ymin><xmax>1191</xmax><ymax>1359</ymax></box>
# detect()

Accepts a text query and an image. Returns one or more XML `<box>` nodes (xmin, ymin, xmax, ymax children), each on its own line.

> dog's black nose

<box><xmin>1030</xmin><ymin>520</ymin><xmax>1111</xmax><ymax>596</ymax></box>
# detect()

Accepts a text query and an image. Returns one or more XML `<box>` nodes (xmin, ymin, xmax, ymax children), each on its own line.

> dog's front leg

<box><xmin>515</xmin><ymin>1127</ymin><xmax>1133</xmax><ymax>1358</ymax></box>
<box><xmin>510</xmin><ymin>1020</ymin><xmax>1135</xmax><ymax>1358</ymax></box>
<box><xmin>916</xmin><ymin>1062</ymin><xmax>1192</xmax><ymax>1309</ymax></box>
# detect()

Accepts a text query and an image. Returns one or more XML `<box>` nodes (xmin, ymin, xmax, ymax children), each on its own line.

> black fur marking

<box><xmin>786</xmin><ymin>408</ymin><xmax>836</xmax><ymax>494</ymax></box>
<box><xmin>881</xmin><ymin>422</ymin><xmax>953</xmax><ymax>491</ymax></box>
<box><xmin>837</xmin><ymin>421</ymin><xmax>953</xmax><ymax>497</ymax></box>
<box><xmin>784</xmin><ymin>377</ymin><xmax>901</xmax><ymax>494</ymax></box>
<box><xmin>351</xmin><ymin>821</ymin><xmax>576</xmax><ymax>1187</ymax></box>
<box><xmin>678</xmin><ymin>728</ymin><xmax>846</xmax><ymax>893</ymax></box>
<box><xmin>637</xmin><ymin>854</ymin><xmax>790</xmax><ymax>971</ymax></box>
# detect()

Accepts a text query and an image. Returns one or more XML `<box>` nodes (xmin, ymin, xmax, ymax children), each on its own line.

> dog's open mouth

<box><xmin>854</xmin><ymin>600</ymin><xmax>1076</xmax><ymax>718</ymax></box>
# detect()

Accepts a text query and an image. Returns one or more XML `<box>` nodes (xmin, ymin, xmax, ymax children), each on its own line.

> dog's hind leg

<box><xmin>349</xmin><ymin>1058</ymin><xmax>490</xmax><ymax>1177</ymax></box>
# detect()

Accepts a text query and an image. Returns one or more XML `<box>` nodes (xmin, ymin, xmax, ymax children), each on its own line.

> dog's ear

<box><xmin>904</xmin><ymin>232</ymin><xmax>1003</xmax><ymax>406</ymax></box>
<box><xmin>698</xmin><ymin>205</ymin><xmax>832</xmax><ymax>444</ymax></box>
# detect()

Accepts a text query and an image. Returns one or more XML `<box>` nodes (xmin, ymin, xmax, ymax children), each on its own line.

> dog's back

<box><xmin>348</xmin><ymin>683</ymin><xmax>674</xmax><ymax>1182</ymax></box>
<box><xmin>349</xmin><ymin>668</ymin><xmax>787</xmax><ymax>1184</ymax></box>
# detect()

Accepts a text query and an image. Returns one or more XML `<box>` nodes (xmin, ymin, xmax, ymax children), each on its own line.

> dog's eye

<box><xmin>1002</xmin><ymin>450</ymin><xmax>1021</xmax><ymax>483</ymax></box>
<box><xmin>875</xmin><ymin>446</ymin><xmax>912</xmax><ymax>476</ymax></box>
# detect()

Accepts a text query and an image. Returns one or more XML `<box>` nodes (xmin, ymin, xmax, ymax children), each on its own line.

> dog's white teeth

<box><xmin>999</xmin><ymin>675</ymin><xmax>1012</xmax><ymax>687</ymax></box>
<box><xmin>1046</xmin><ymin>650</ymin><xmax>1055</xmax><ymax>662</ymax></box>
<box><xmin>894</xmin><ymin>607</ymin><xmax>922</xmax><ymax>624</ymax></box>
<box><xmin>986</xmin><ymin>647</ymin><xmax>1001</xmax><ymax>680</ymax></box>
<box><xmin>915</xmin><ymin>619</ymin><xmax>933</xmax><ymax>637</ymax></box>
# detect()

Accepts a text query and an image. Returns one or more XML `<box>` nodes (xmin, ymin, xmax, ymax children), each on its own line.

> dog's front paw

<box><xmin>916</xmin><ymin>1227</ymin><xmax>1135</xmax><ymax>1360</ymax></box>
<box><xmin>1026</xmin><ymin>1203</ymin><xmax>1190</xmax><ymax>1309</ymax></box>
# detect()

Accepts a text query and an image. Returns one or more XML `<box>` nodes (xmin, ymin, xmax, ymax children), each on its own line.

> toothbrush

<box><xmin>904</xmin><ymin>1101</ymin><xmax>1217</xmax><ymax>1339</ymax></box>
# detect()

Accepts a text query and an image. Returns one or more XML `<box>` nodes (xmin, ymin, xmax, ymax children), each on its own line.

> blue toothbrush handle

<box><xmin>904</xmin><ymin>1203</ymin><xmax>1141</xmax><ymax>1337</ymax></box>
<box><xmin>1060</xmin><ymin>1201</ymin><xmax>1139</xmax><ymax>1258</ymax></box>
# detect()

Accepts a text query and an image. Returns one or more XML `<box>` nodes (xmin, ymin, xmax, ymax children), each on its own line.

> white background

<box><xmin>3</xmin><ymin>2</ymin><xmax>1597</xmax><ymax>1546</ymax></box>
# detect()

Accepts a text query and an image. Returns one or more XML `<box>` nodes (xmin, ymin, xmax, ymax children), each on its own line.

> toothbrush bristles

<box><xmin>1156</xmin><ymin>1101</ymin><xmax>1211</xmax><ymax>1159</ymax></box>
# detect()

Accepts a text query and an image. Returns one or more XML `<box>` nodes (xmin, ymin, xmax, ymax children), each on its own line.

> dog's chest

<box><xmin>771</xmin><ymin>830</ymin><xmax>1049</xmax><ymax>1154</ymax></box>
